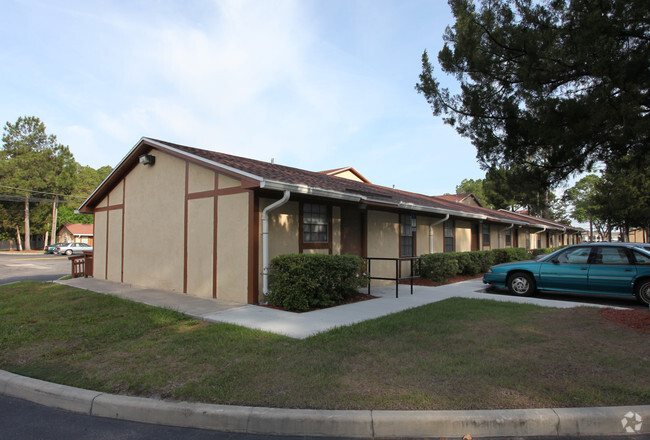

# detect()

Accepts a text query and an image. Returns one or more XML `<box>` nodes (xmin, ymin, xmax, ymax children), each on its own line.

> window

<box><xmin>303</xmin><ymin>203</ymin><xmax>328</xmax><ymax>243</ymax></box>
<box><xmin>400</xmin><ymin>213</ymin><xmax>416</xmax><ymax>257</ymax></box>
<box><xmin>556</xmin><ymin>247</ymin><xmax>591</xmax><ymax>264</ymax></box>
<box><xmin>594</xmin><ymin>247</ymin><xmax>631</xmax><ymax>265</ymax></box>
<box><xmin>632</xmin><ymin>250</ymin><xmax>650</xmax><ymax>265</ymax></box>
<box><xmin>482</xmin><ymin>223</ymin><xmax>490</xmax><ymax>247</ymax></box>
<box><xmin>537</xmin><ymin>235</ymin><xmax>541</xmax><ymax>249</ymax></box>
<box><xmin>505</xmin><ymin>228</ymin><xmax>512</xmax><ymax>246</ymax></box>
<box><xmin>444</xmin><ymin>219</ymin><xmax>454</xmax><ymax>253</ymax></box>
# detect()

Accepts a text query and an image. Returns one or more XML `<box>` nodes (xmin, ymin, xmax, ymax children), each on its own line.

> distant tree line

<box><xmin>0</xmin><ymin>116</ymin><xmax>112</xmax><ymax>250</ymax></box>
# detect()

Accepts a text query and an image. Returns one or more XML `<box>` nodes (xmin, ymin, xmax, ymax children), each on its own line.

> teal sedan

<box><xmin>483</xmin><ymin>243</ymin><xmax>650</xmax><ymax>305</ymax></box>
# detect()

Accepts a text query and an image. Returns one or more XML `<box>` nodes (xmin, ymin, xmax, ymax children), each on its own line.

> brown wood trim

<box><xmin>213</xmin><ymin>173</ymin><xmax>219</xmax><ymax>299</ymax></box>
<box><xmin>121</xmin><ymin>180</ymin><xmax>126</xmax><ymax>283</ymax></box>
<box><xmin>92</xmin><ymin>212</ymin><xmax>96</xmax><ymax>277</ymax></box>
<box><xmin>183</xmin><ymin>161</ymin><xmax>189</xmax><ymax>294</ymax></box>
<box><xmin>93</xmin><ymin>204</ymin><xmax>124</xmax><ymax>212</ymax></box>
<box><xmin>105</xmin><ymin>193</ymin><xmax>110</xmax><ymax>279</ymax></box>
<box><xmin>248</xmin><ymin>191</ymin><xmax>259</xmax><ymax>304</ymax></box>
<box><xmin>217</xmin><ymin>186</ymin><xmax>247</xmax><ymax>196</ymax></box>
<box><xmin>187</xmin><ymin>190</ymin><xmax>216</xmax><ymax>200</ymax></box>
<box><xmin>187</xmin><ymin>185</ymin><xmax>245</xmax><ymax>201</ymax></box>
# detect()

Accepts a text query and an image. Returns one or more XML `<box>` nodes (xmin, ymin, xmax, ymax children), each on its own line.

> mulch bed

<box><xmin>600</xmin><ymin>308</ymin><xmax>650</xmax><ymax>334</ymax></box>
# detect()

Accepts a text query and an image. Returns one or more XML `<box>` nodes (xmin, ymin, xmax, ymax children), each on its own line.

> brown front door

<box><xmin>341</xmin><ymin>205</ymin><xmax>364</xmax><ymax>256</ymax></box>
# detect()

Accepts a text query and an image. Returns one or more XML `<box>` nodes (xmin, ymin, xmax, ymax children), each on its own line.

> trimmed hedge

<box><xmin>421</xmin><ymin>247</ymin><xmax>549</xmax><ymax>284</ymax></box>
<box><xmin>267</xmin><ymin>254</ymin><xmax>367</xmax><ymax>312</ymax></box>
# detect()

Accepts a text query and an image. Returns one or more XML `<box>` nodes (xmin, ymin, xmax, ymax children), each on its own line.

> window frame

<box><xmin>482</xmin><ymin>223</ymin><xmax>490</xmax><ymax>247</ymax></box>
<box><xmin>443</xmin><ymin>219</ymin><xmax>455</xmax><ymax>253</ymax></box>
<box><xmin>400</xmin><ymin>213</ymin><xmax>416</xmax><ymax>257</ymax></box>
<box><xmin>301</xmin><ymin>202</ymin><xmax>331</xmax><ymax>250</ymax></box>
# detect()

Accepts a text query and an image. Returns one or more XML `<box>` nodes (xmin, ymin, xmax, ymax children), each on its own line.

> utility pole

<box><xmin>50</xmin><ymin>195</ymin><xmax>58</xmax><ymax>245</ymax></box>
<box><xmin>24</xmin><ymin>194</ymin><xmax>31</xmax><ymax>251</ymax></box>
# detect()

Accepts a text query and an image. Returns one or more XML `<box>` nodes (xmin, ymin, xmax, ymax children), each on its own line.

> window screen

<box><xmin>303</xmin><ymin>203</ymin><xmax>328</xmax><ymax>243</ymax></box>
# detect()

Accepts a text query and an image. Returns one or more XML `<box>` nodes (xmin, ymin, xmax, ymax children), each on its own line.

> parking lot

<box><xmin>0</xmin><ymin>253</ymin><xmax>70</xmax><ymax>285</ymax></box>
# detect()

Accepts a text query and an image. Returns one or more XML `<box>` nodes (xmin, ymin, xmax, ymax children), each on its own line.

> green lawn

<box><xmin>1</xmin><ymin>281</ymin><xmax>648</xmax><ymax>410</ymax></box>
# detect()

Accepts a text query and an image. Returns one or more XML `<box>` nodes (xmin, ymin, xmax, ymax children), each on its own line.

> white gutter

<box><xmin>429</xmin><ymin>214</ymin><xmax>449</xmax><ymax>253</ymax></box>
<box><xmin>260</xmin><ymin>180</ymin><xmax>363</xmax><ymax>203</ymax></box>
<box><xmin>499</xmin><ymin>223</ymin><xmax>515</xmax><ymax>248</ymax></box>
<box><xmin>262</xmin><ymin>190</ymin><xmax>291</xmax><ymax>296</ymax></box>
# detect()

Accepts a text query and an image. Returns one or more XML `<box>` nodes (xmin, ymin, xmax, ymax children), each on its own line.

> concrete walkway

<box><xmin>2</xmin><ymin>277</ymin><xmax>645</xmax><ymax>437</ymax></box>
<box><xmin>55</xmin><ymin>277</ymin><xmax>623</xmax><ymax>339</ymax></box>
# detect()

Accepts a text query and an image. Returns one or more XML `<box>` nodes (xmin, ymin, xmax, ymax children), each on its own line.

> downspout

<box><xmin>499</xmin><ymin>224</ymin><xmax>514</xmax><ymax>248</ymax></box>
<box><xmin>429</xmin><ymin>214</ymin><xmax>449</xmax><ymax>253</ymax></box>
<box><xmin>262</xmin><ymin>190</ymin><xmax>290</xmax><ymax>296</ymax></box>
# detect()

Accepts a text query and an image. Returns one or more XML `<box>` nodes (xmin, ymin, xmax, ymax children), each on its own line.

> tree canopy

<box><xmin>416</xmin><ymin>0</ymin><xmax>649</xmax><ymax>186</ymax></box>
<box><xmin>0</xmin><ymin>116</ymin><xmax>112</xmax><ymax>249</ymax></box>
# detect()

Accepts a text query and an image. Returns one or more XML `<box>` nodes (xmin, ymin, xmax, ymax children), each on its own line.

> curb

<box><xmin>2</xmin><ymin>370</ymin><xmax>648</xmax><ymax>437</ymax></box>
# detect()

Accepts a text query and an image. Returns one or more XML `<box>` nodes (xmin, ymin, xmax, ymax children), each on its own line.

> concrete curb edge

<box><xmin>1</xmin><ymin>370</ymin><xmax>648</xmax><ymax>437</ymax></box>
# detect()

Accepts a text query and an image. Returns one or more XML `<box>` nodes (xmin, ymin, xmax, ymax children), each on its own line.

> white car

<box><xmin>55</xmin><ymin>242</ymin><xmax>93</xmax><ymax>256</ymax></box>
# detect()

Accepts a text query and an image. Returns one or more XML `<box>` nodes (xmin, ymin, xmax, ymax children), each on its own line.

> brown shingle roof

<box><xmin>80</xmin><ymin>137</ymin><xmax>582</xmax><ymax>233</ymax></box>
<box><xmin>61</xmin><ymin>223</ymin><xmax>94</xmax><ymax>236</ymax></box>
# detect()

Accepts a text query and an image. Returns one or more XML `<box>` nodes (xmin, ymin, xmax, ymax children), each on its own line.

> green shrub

<box><xmin>421</xmin><ymin>248</ymin><xmax>530</xmax><ymax>283</ymax></box>
<box><xmin>420</xmin><ymin>253</ymin><xmax>460</xmax><ymax>283</ymax></box>
<box><xmin>491</xmin><ymin>247</ymin><xmax>529</xmax><ymax>264</ymax></box>
<box><xmin>530</xmin><ymin>247</ymin><xmax>554</xmax><ymax>257</ymax></box>
<box><xmin>267</xmin><ymin>254</ymin><xmax>367</xmax><ymax>312</ymax></box>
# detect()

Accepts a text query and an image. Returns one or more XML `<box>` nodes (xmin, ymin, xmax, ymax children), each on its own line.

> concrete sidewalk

<box><xmin>56</xmin><ymin>277</ymin><xmax>622</xmax><ymax>339</ymax></box>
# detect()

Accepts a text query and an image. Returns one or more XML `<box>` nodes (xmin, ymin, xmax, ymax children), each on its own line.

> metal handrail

<box><xmin>365</xmin><ymin>257</ymin><xmax>421</xmax><ymax>298</ymax></box>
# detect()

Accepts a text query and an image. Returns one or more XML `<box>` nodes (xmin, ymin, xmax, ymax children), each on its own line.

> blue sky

<box><xmin>1</xmin><ymin>0</ymin><xmax>485</xmax><ymax>196</ymax></box>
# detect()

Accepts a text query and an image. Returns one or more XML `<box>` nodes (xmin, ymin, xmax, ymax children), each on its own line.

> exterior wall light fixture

<box><xmin>139</xmin><ymin>154</ymin><xmax>155</xmax><ymax>166</ymax></box>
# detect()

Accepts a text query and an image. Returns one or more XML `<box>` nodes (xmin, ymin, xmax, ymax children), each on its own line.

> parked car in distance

<box><xmin>44</xmin><ymin>243</ymin><xmax>66</xmax><ymax>254</ymax></box>
<box><xmin>483</xmin><ymin>243</ymin><xmax>650</xmax><ymax>306</ymax></box>
<box><xmin>54</xmin><ymin>242</ymin><xmax>93</xmax><ymax>256</ymax></box>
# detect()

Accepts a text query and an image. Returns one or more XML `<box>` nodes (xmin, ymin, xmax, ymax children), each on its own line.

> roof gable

<box><xmin>60</xmin><ymin>223</ymin><xmax>94</xmax><ymax>236</ymax></box>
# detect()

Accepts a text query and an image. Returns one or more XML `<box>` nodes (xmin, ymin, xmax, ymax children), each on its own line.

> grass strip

<box><xmin>1</xmin><ymin>281</ymin><xmax>648</xmax><ymax>410</ymax></box>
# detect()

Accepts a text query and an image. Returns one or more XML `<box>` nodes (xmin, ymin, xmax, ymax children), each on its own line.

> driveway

<box><xmin>0</xmin><ymin>253</ymin><xmax>70</xmax><ymax>285</ymax></box>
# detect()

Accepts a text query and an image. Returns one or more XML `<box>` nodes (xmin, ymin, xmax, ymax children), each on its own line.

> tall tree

<box><xmin>0</xmin><ymin>116</ymin><xmax>76</xmax><ymax>250</ymax></box>
<box><xmin>591</xmin><ymin>154</ymin><xmax>650</xmax><ymax>241</ymax></box>
<box><xmin>416</xmin><ymin>0</ymin><xmax>650</xmax><ymax>188</ymax></box>
<box><xmin>455</xmin><ymin>177</ymin><xmax>492</xmax><ymax>208</ymax></box>
<box><xmin>562</xmin><ymin>174</ymin><xmax>601</xmax><ymax>240</ymax></box>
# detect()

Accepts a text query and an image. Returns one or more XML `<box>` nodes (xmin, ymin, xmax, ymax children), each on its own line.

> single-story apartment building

<box><xmin>79</xmin><ymin>138</ymin><xmax>583</xmax><ymax>304</ymax></box>
<box><xmin>57</xmin><ymin>223</ymin><xmax>94</xmax><ymax>245</ymax></box>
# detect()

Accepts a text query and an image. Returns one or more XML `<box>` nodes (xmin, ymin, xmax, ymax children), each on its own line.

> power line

<box><xmin>0</xmin><ymin>184</ymin><xmax>88</xmax><ymax>199</ymax></box>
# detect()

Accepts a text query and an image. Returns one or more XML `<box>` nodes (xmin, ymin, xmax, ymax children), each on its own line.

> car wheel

<box><xmin>65</xmin><ymin>249</ymin><xmax>73</xmax><ymax>256</ymax></box>
<box><xmin>635</xmin><ymin>279</ymin><xmax>650</xmax><ymax>306</ymax></box>
<box><xmin>507</xmin><ymin>272</ymin><xmax>535</xmax><ymax>297</ymax></box>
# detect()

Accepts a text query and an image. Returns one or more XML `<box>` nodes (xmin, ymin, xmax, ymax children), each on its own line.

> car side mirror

<box><xmin>551</xmin><ymin>258</ymin><xmax>560</xmax><ymax>264</ymax></box>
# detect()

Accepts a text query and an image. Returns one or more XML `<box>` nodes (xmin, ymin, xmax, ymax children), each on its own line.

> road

<box><xmin>0</xmin><ymin>252</ymin><xmax>70</xmax><ymax>285</ymax></box>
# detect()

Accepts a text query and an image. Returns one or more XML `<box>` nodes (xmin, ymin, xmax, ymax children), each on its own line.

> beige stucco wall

<box><xmin>455</xmin><ymin>220</ymin><xmax>473</xmax><ymax>252</ymax></box>
<box><xmin>122</xmin><ymin>150</ymin><xmax>185</xmax><ymax>292</ymax></box>
<box><xmin>106</xmin><ymin>209</ymin><xmax>123</xmax><ymax>281</ymax></box>
<box><xmin>187</xmin><ymin>197</ymin><xmax>214</xmax><ymax>298</ymax></box>
<box><xmin>367</xmin><ymin>209</ymin><xmax>399</xmax><ymax>285</ymax></box>
<box><xmin>188</xmin><ymin>162</ymin><xmax>215</xmax><ymax>193</ymax></box>
<box><xmin>93</xmin><ymin>211</ymin><xmax>107</xmax><ymax>279</ymax></box>
<box><xmin>415</xmin><ymin>216</ymin><xmax>446</xmax><ymax>255</ymax></box>
<box><xmin>216</xmin><ymin>192</ymin><xmax>249</xmax><ymax>302</ymax></box>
